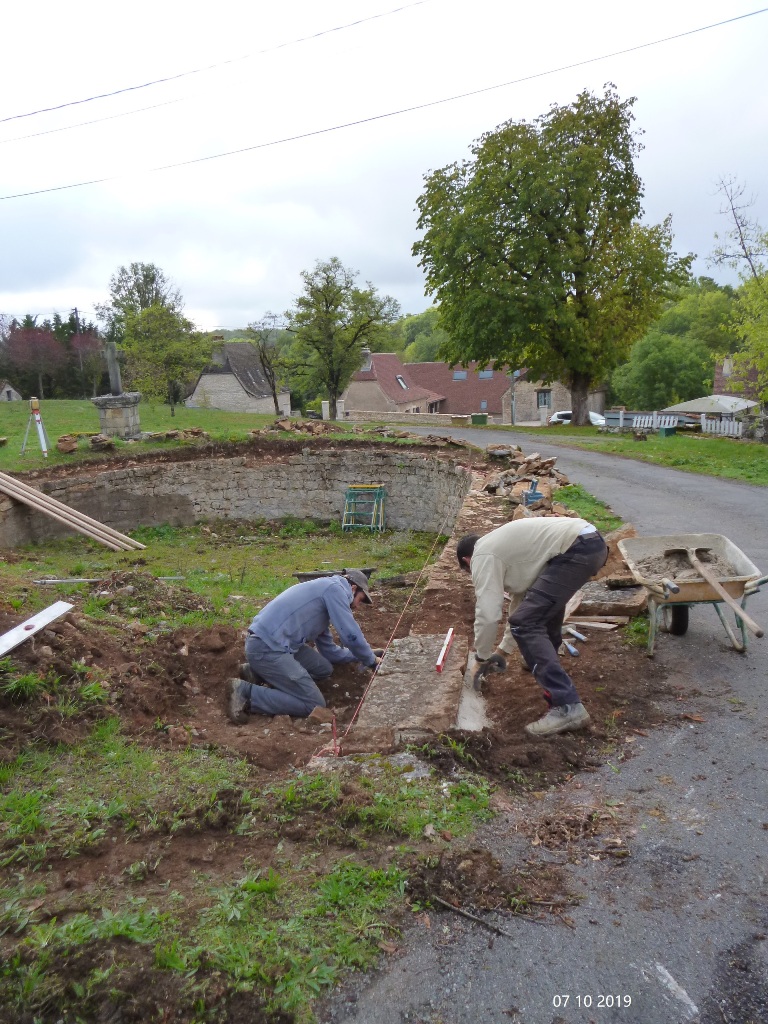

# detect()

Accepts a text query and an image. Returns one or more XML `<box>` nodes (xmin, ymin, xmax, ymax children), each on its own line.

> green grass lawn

<box><xmin>1</xmin><ymin>399</ymin><xmax>765</xmax><ymax>484</ymax></box>
<box><xmin>490</xmin><ymin>423</ymin><xmax>768</xmax><ymax>486</ymax></box>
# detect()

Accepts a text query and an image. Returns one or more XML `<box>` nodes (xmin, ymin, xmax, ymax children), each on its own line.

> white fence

<box><xmin>631</xmin><ymin>414</ymin><xmax>677</xmax><ymax>430</ymax></box>
<box><xmin>701</xmin><ymin>416</ymin><xmax>743</xmax><ymax>437</ymax></box>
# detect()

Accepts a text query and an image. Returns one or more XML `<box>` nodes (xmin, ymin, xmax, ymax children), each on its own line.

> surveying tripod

<box><xmin>20</xmin><ymin>397</ymin><xmax>51</xmax><ymax>458</ymax></box>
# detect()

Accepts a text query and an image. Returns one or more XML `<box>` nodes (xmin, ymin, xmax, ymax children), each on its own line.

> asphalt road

<box><xmin>328</xmin><ymin>428</ymin><xmax>768</xmax><ymax>1024</ymax></box>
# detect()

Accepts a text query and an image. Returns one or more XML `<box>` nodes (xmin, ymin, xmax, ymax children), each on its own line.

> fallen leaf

<box><xmin>681</xmin><ymin>713</ymin><xmax>705</xmax><ymax>723</ymax></box>
<box><xmin>377</xmin><ymin>941</ymin><xmax>398</xmax><ymax>954</ymax></box>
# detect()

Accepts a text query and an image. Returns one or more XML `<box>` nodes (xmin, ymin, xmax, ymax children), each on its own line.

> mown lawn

<box><xmin>2</xmin><ymin>400</ymin><xmax>766</xmax><ymax>485</ymax></box>
<box><xmin>490</xmin><ymin>423</ymin><xmax>768</xmax><ymax>486</ymax></box>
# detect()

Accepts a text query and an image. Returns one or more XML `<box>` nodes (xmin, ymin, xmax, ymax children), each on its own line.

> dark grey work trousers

<box><xmin>508</xmin><ymin>532</ymin><xmax>608</xmax><ymax>707</ymax></box>
<box><xmin>244</xmin><ymin>635</ymin><xmax>332</xmax><ymax>716</ymax></box>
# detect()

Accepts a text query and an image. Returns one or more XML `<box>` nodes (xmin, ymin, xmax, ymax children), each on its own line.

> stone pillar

<box><xmin>321</xmin><ymin>400</ymin><xmax>330</xmax><ymax>420</ymax></box>
<box><xmin>91</xmin><ymin>392</ymin><xmax>142</xmax><ymax>438</ymax></box>
<box><xmin>336</xmin><ymin>400</ymin><xmax>345</xmax><ymax>420</ymax></box>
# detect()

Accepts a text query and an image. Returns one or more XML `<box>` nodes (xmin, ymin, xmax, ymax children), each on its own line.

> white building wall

<box><xmin>186</xmin><ymin>374</ymin><xmax>290</xmax><ymax>414</ymax></box>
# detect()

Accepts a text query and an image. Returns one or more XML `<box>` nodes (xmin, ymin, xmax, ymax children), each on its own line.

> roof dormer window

<box><xmin>452</xmin><ymin>370</ymin><xmax>467</xmax><ymax>380</ymax></box>
<box><xmin>396</xmin><ymin>375</ymin><xmax>408</xmax><ymax>389</ymax></box>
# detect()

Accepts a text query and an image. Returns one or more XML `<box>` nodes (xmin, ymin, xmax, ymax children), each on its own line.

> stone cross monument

<box><xmin>90</xmin><ymin>342</ymin><xmax>142</xmax><ymax>438</ymax></box>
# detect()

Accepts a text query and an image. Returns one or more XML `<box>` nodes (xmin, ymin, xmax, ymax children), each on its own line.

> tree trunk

<box><xmin>272</xmin><ymin>391</ymin><xmax>281</xmax><ymax>416</ymax></box>
<box><xmin>569</xmin><ymin>373</ymin><xmax>591</xmax><ymax>425</ymax></box>
<box><xmin>37</xmin><ymin>371</ymin><xmax>45</xmax><ymax>399</ymax></box>
<box><xmin>329</xmin><ymin>393</ymin><xmax>338</xmax><ymax>420</ymax></box>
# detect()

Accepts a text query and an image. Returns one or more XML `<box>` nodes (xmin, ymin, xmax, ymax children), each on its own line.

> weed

<box><xmin>623</xmin><ymin>617</ymin><xmax>650</xmax><ymax>647</ymax></box>
<box><xmin>0</xmin><ymin>672</ymin><xmax>47</xmax><ymax>703</ymax></box>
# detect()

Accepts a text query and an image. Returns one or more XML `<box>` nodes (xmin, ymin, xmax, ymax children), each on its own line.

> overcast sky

<box><xmin>1</xmin><ymin>0</ymin><xmax>765</xmax><ymax>332</ymax></box>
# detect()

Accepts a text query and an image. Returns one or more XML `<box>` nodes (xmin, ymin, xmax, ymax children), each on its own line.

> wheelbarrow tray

<box><xmin>617</xmin><ymin>533</ymin><xmax>761</xmax><ymax>604</ymax></box>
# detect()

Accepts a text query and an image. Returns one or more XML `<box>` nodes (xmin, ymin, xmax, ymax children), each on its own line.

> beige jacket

<box><xmin>471</xmin><ymin>517</ymin><xmax>592</xmax><ymax>659</ymax></box>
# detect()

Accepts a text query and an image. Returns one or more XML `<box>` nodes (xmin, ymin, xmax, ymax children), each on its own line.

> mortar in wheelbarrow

<box><xmin>617</xmin><ymin>533</ymin><xmax>761</xmax><ymax>604</ymax></box>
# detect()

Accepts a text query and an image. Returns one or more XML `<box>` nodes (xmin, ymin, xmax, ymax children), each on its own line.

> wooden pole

<box><xmin>0</xmin><ymin>472</ymin><xmax>144</xmax><ymax>550</ymax></box>
<box><xmin>0</xmin><ymin>488</ymin><xmax>123</xmax><ymax>550</ymax></box>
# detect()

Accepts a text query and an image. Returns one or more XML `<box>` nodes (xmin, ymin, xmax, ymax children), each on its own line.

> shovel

<box><xmin>664</xmin><ymin>545</ymin><xmax>764</xmax><ymax>639</ymax></box>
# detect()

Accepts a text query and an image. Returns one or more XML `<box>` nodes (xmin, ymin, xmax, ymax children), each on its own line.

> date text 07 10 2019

<box><xmin>553</xmin><ymin>995</ymin><xmax>632</xmax><ymax>1009</ymax></box>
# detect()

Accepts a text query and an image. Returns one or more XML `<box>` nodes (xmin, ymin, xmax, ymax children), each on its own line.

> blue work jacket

<box><xmin>247</xmin><ymin>575</ymin><xmax>376</xmax><ymax>667</ymax></box>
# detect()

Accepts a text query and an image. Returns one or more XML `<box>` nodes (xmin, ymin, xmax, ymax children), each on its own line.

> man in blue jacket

<box><xmin>225</xmin><ymin>569</ymin><xmax>381</xmax><ymax>722</ymax></box>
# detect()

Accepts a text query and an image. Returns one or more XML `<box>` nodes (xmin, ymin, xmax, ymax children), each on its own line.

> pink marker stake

<box><xmin>436</xmin><ymin>628</ymin><xmax>454</xmax><ymax>672</ymax></box>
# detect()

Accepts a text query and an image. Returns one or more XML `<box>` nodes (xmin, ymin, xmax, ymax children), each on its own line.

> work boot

<box><xmin>226</xmin><ymin>678</ymin><xmax>250</xmax><ymax>724</ymax></box>
<box><xmin>524</xmin><ymin>702</ymin><xmax>590</xmax><ymax>737</ymax></box>
<box><xmin>239</xmin><ymin>662</ymin><xmax>259</xmax><ymax>686</ymax></box>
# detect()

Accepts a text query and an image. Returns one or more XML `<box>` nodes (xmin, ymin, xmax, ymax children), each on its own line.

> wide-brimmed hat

<box><xmin>344</xmin><ymin>569</ymin><xmax>373</xmax><ymax>604</ymax></box>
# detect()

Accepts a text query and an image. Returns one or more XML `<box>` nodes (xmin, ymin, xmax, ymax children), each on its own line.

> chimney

<box><xmin>360</xmin><ymin>347</ymin><xmax>372</xmax><ymax>372</ymax></box>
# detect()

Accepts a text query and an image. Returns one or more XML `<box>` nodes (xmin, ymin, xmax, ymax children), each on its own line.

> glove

<box><xmin>472</xmin><ymin>651</ymin><xmax>507</xmax><ymax>691</ymax></box>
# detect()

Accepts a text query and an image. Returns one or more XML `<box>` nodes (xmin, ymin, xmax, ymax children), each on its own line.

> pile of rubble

<box><xmin>481</xmin><ymin>445</ymin><xmax>574</xmax><ymax>518</ymax></box>
<box><xmin>255</xmin><ymin>419</ymin><xmax>346</xmax><ymax>436</ymax></box>
<box><xmin>144</xmin><ymin>428</ymin><xmax>210</xmax><ymax>442</ymax></box>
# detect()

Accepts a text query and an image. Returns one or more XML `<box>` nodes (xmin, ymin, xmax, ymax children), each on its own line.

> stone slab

<box><xmin>353</xmin><ymin>633</ymin><xmax>468</xmax><ymax>745</ymax></box>
<box><xmin>573</xmin><ymin>579</ymin><xmax>647</xmax><ymax>617</ymax></box>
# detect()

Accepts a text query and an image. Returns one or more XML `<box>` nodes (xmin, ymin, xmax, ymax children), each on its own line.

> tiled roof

<box><xmin>204</xmin><ymin>342</ymin><xmax>288</xmax><ymax>398</ymax></box>
<box><xmin>406</xmin><ymin>361</ymin><xmax>515</xmax><ymax>415</ymax></box>
<box><xmin>351</xmin><ymin>353</ymin><xmax>444</xmax><ymax>405</ymax></box>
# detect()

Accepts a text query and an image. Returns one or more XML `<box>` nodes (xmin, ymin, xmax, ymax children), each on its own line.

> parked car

<box><xmin>548</xmin><ymin>410</ymin><xmax>606</xmax><ymax>427</ymax></box>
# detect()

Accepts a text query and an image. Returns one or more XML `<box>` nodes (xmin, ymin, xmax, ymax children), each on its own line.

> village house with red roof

<box><xmin>341</xmin><ymin>350</ymin><xmax>604</xmax><ymax>424</ymax></box>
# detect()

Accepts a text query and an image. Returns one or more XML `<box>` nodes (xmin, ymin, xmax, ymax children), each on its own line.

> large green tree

<box><xmin>123</xmin><ymin>304</ymin><xmax>212</xmax><ymax>414</ymax></box>
<box><xmin>413</xmin><ymin>85</ymin><xmax>693</xmax><ymax>423</ymax></box>
<box><xmin>96</xmin><ymin>262</ymin><xmax>183</xmax><ymax>343</ymax></box>
<box><xmin>286</xmin><ymin>257</ymin><xmax>399</xmax><ymax>418</ymax></box>
<box><xmin>611</xmin><ymin>278</ymin><xmax>735</xmax><ymax>409</ymax></box>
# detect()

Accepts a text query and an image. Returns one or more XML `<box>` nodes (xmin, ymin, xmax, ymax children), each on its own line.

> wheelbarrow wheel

<box><xmin>661</xmin><ymin>605</ymin><xmax>689</xmax><ymax>636</ymax></box>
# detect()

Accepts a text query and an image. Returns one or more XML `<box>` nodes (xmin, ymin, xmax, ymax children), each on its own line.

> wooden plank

<box><xmin>0</xmin><ymin>601</ymin><xmax>74</xmax><ymax>656</ymax></box>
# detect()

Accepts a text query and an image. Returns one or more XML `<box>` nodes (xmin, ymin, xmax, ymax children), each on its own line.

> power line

<box><xmin>2</xmin><ymin>5</ymin><xmax>766</xmax><ymax>202</ymax></box>
<box><xmin>0</xmin><ymin>101</ymin><xmax>179</xmax><ymax>146</ymax></box>
<box><xmin>0</xmin><ymin>0</ymin><xmax>431</xmax><ymax>125</ymax></box>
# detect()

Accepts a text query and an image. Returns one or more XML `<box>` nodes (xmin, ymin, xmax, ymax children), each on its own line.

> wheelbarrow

<box><xmin>617</xmin><ymin>533</ymin><xmax>768</xmax><ymax>656</ymax></box>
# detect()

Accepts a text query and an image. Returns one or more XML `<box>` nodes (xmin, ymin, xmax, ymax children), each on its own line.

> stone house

<box><xmin>186</xmin><ymin>342</ymin><xmax>291</xmax><ymax>415</ymax></box>
<box><xmin>342</xmin><ymin>352</ymin><xmax>605</xmax><ymax>423</ymax></box>
<box><xmin>0</xmin><ymin>379</ymin><xmax>22</xmax><ymax>401</ymax></box>
<box><xmin>341</xmin><ymin>351</ymin><xmax>444</xmax><ymax>414</ymax></box>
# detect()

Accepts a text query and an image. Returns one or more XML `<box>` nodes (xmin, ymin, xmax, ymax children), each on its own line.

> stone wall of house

<box><xmin>0</xmin><ymin>450</ymin><xmax>473</xmax><ymax>547</ymax></box>
<box><xmin>342</xmin><ymin>381</ymin><xmax>395</xmax><ymax>412</ymax></box>
<box><xmin>506</xmin><ymin>381</ymin><xmax>605</xmax><ymax>423</ymax></box>
<box><xmin>186</xmin><ymin>374</ymin><xmax>290</xmax><ymax>415</ymax></box>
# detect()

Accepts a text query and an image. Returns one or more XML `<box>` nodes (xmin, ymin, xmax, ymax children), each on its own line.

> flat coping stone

<box><xmin>353</xmin><ymin>633</ymin><xmax>468</xmax><ymax>745</ymax></box>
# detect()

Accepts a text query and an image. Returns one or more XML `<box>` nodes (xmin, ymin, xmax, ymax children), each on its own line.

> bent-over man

<box><xmin>225</xmin><ymin>569</ymin><xmax>381</xmax><ymax>722</ymax></box>
<box><xmin>457</xmin><ymin>517</ymin><xmax>608</xmax><ymax>737</ymax></box>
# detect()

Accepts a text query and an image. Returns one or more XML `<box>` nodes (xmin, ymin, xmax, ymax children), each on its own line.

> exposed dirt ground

<box><xmin>0</xmin><ymin>568</ymin><xmax>666</xmax><ymax>782</ymax></box>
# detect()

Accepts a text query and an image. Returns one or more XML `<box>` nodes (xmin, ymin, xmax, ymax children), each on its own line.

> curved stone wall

<box><xmin>0</xmin><ymin>448</ymin><xmax>473</xmax><ymax>547</ymax></box>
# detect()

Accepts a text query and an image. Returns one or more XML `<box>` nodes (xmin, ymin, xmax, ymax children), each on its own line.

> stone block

<box><xmin>573</xmin><ymin>579</ymin><xmax>647</xmax><ymax>617</ymax></box>
<box><xmin>355</xmin><ymin>634</ymin><xmax>468</xmax><ymax>744</ymax></box>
